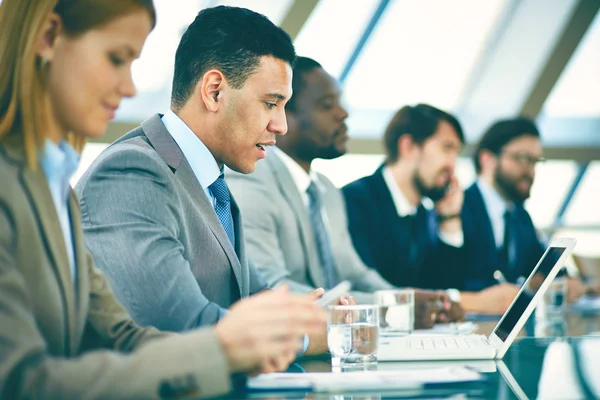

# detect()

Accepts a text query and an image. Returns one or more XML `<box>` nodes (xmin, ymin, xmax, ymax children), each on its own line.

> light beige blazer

<box><xmin>0</xmin><ymin>136</ymin><xmax>232</xmax><ymax>399</ymax></box>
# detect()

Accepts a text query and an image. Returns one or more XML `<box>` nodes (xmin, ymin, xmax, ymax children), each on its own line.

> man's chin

<box><xmin>227</xmin><ymin>162</ymin><xmax>257</xmax><ymax>175</ymax></box>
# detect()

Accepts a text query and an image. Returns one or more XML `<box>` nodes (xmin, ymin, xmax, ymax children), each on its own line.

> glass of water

<box><xmin>544</xmin><ymin>276</ymin><xmax>567</xmax><ymax>313</ymax></box>
<box><xmin>327</xmin><ymin>305</ymin><xmax>379</xmax><ymax>365</ymax></box>
<box><xmin>374</xmin><ymin>289</ymin><xmax>415</xmax><ymax>334</ymax></box>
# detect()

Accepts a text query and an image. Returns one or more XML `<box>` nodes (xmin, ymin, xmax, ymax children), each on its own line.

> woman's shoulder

<box><xmin>0</xmin><ymin>142</ymin><xmax>31</xmax><ymax>213</ymax></box>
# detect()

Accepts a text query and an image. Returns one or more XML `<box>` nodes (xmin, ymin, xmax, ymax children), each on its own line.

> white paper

<box><xmin>247</xmin><ymin>367</ymin><xmax>483</xmax><ymax>393</ymax></box>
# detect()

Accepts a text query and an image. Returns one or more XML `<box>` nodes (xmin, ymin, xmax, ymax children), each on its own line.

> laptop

<box><xmin>377</xmin><ymin>237</ymin><xmax>576</xmax><ymax>361</ymax></box>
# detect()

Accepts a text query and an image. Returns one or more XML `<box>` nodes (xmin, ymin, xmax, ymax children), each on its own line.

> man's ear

<box><xmin>479</xmin><ymin>149</ymin><xmax>497</xmax><ymax>172</ymax></box>
<box><xmin>36</xmin><ymin>12</ymin><xmax>63</xmax><ymax>64</ymax></box>
<box><xmin>199</xmin><ymin>70</ymin><xmax>226</xmax><ymax>113</ymax></box>
<box><xmin>397</xmin><ymin>134</ymin><xmax>418</xmax><ymax>160</ymax></box>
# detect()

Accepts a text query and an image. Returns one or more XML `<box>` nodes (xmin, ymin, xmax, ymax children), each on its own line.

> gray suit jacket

<box><xmin>75</xmin><ymin>114</ymin><xmax>267</xmax><ymax>332</ymax></box>
<box><xmin>0</xmin><ymin>135</ymin><xmax>232</xmax><ymax>399</ymax></box>
<box><xmin>226</xmin><ymin>149</ymin><xmax>394</xmax><ymax>303</ymax></box>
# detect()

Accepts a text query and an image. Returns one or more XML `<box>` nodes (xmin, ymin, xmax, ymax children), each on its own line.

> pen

<box><xmin>493</xmin><ymin>270</ymin><xmax>507</xmax><ymax>284</ymax></box>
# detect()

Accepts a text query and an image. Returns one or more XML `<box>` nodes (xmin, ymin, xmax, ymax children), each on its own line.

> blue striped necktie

<box><xmin>209</xmin><ymin>175</ymin><xmax>235</xmax><ymax>248</ymax></box>
<box><xmin>306</xmin><ymin>180</ymin><xmax>338</xmax><ymax>289</ymax></box>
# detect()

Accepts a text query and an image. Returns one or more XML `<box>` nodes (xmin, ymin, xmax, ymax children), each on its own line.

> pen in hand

<box><xmin>493</xmin><ymin>270</ymin><xmax>508</xmax><ymax>284</ymax></box>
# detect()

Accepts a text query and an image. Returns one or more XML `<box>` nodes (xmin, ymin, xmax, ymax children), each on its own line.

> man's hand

<box><xmin>308</xmin><ymin>287</ymin><xmax>325</xmax><ymax>300</ymax></box>
<box><xmin>215</xmin><ymin>285</ymin><xmax>326</xmax><ymax>374</ymax></box>
<box><xmin>435</xmin><ymin>176</ymin><xmax>464</xmax><ymax>234</ymax></box>
<box><xmin>472</xmin><ymin>283</ymin><xmax>520</xmax><ymax>314</ymax></box>
<box><xmin>566</xmin><ymin>277</ymin><xmax>586</xmax><ymax>303</ymax></box>
<box><xmin>304</xmin><ymin>293</ymin><xmax>356</xmax><ymax>355</ymax></box>
<box><xmin>413</xmin><ymin>290</ymin><xmax>457</xmax><ymax>328</ymax></box>
<box><xmin>444</xmin><ymin>300</ymin><xmax>466</xmax><ymax>322</ymax></box>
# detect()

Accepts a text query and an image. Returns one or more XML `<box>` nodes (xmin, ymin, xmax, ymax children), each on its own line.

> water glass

<box><xmin>374</xmin><ymin>289</ymin><xmax>415</xmax><ymax>334</ymax></box>
<box><xmin>544</xmin><ymin>276</ymin><xmax>567</xmax><ymax>313</ymax></box>
<box><xmin>327</xmin><ymin>305</ymin><xmax>379</xmax><ymax>365</ymax></box>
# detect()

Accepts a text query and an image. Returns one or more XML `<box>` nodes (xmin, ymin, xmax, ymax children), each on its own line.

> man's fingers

<box><xmin>308</xmin><ymin>287</ymin><xmax>325</xmax><ymax>300</ymax></box>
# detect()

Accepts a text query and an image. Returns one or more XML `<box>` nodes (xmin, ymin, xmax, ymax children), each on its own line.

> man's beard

<box><xmin>315</xmin><ymin>130</ymin><xmax>347</xmax><ymax>160</ymax></box>
<box><xmin>494</xmin><ymin>166</ymin><xmax>532</xmax><ymax>203</ymax></box>
<box><xmin>413</xmin><ymin>172</ymin><xmax>449</xmax><ymax>202</ymax></box>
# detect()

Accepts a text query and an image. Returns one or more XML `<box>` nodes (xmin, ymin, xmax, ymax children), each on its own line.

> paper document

<box><xmin>247</xmin><ymin>367</ymin><xmax>484</xmax><ymax>393</ymax></box>
<box><xmin>570</xmin><ymin>295</ymin><xmax>600</xmax><ymax>314</ymax></box>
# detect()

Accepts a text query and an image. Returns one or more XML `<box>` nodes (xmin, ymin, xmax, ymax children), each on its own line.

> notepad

<box><xmin>247</xmin><ymin>367</ymin><xmax>485</xmax><ymax>393</ymax></box>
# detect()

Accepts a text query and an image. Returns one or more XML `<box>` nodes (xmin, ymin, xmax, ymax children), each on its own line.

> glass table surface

<box><xmin>220</xmin><ymin>309</ymin><xmax>600</xmax><ymax>399</ymax></box>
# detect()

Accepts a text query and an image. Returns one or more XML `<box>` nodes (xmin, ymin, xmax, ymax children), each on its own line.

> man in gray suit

<box><xmin>227</xmin><ymin>57</ymin><xmax>464</xmax><ymax>326</ymax></box>
<box><xmin>75</xmin><ymin>7</ymin><xmax>326</xmax><ymax>352</ymax></box>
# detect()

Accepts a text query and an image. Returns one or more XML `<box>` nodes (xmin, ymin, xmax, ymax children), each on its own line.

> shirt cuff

<box><xmin>438</xmin><ymin>230</ymin><xmax>464</xmax><ymax>247</ymax></box>
<box><xmin>301</xmin><ymin>334</ymin><xmax>309</xmax><ymax>354</ymax></box>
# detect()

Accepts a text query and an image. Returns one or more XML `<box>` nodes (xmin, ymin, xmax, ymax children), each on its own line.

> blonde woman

<box><xmin>0</xmin><ymin>1</ymin><xmax>325</xmax><ymax>398</ymax></box>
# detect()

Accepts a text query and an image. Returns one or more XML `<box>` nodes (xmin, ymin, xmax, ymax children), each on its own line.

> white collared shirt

<box><xmin>476</xmin><ymin>177</ymin><xmax>513</xmax><ymax>249</ymax></box>
<box><xmin>273</xmin><ymin>147</ymin><xmax>332</xmax><ymax>227</ymax></box>
<box><xmin>273</xmin><ymin>146</ymin><xmax>324</xmax><ymax>206</ymax></box>
<box><xmin>162</xmin><ymin>110</ymin><xmax>221</xmax><ymax>206</ymax></box>
<box><xmin>41</xmin><ymin>140</ymin><xmax>80</xmax><ymax>282</ymax></box>
<box><xmin>382</xmin><ymin>166</ymin><xmax>463</xmax><ymax>247</ymax></box>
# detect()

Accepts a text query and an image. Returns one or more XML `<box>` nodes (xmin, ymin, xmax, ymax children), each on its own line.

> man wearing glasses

<box><xmin>460</xmin><ymin>117</ymin><xmax>585</xmax><ymax>313</ymax></box>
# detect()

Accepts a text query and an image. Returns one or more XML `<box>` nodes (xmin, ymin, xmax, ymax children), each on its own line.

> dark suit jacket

<box><xmin>461</xmin><ymin>182</ymin><xmax>548</xmax><ymax>291</ymax></box>
<box><xmin>75</xmin><ymin>114</ymin><xmax>267</xmax><ymax>332</ymax></box>
<box><xmin>342</xmin><ymin>165</ymin><xmax>463</xmax><ymax>290</ymax></box>
<box><xmin>0</xmin><ymin>135</ymin><xmax>232</xmax><ymax>399</ymax></box>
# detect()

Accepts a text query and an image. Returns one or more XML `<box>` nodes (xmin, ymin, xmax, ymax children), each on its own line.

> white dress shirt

<box><xmin>41</xmin><ymin>140</ymin><xmax>80</xmax><ymax>282</ymax></box>
<box><xmin>381</xmin><ymin>166</ymin><xmax>463</xmax><ymax>247</ymax></box>
<box><xmin>273</xmin><ymin>146</ymin><xmax>333</xmax><ymax>226</ymax></box>
<box><xmin>162</xmin><ymin>110</ymin><xmax>221</xmax><ymax>205</ymax></box>
<box><xmin>273</xmin><ymin>146</ymin><xmax>323</xmax><ymax>206</ymax></box>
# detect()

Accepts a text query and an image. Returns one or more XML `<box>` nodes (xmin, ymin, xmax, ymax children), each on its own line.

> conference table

<box><xmin>223</xmin><ymin>308</ymin><xmax>600</xmax><ymax>399</ymax></box>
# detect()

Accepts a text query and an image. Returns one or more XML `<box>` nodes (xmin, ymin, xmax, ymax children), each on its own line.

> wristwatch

<box><xmin>436</xmin><ymin>213</ymin><xmax>461</xmax><ymax>222</ymax></box>
<box><xmin>446</xmin><ymin>288</ymin><xmax>462</xmax><ymax>303</ymax></box>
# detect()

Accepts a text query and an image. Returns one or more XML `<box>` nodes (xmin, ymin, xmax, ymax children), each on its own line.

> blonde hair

<box><xmin>0</xmin><ymin>0</ymin><xmax>156</xmax><ymax>169</ymax></box>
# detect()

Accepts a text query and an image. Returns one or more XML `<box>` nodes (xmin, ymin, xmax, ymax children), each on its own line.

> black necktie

<box><xmin>502</xmin><ymin>209</ymin><xmax>517</xmax><ymax>276</ymax></box>
<box><xmin>306</xmin><ymin>181</ymin><xmax>338</xmax><ymax>289</ymax></box>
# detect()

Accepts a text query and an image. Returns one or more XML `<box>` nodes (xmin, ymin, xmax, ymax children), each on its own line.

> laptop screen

<box><xmin>493</xmin><ymin>246</ymin><xmax>566</xmax><ymax>341</ymax></box>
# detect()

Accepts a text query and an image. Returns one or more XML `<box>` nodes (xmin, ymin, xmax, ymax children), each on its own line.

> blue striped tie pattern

<box><xmin>209</xmin><ymin>175</ymin><xmax>235</xmax><ymax>247</ymax></box>
<box><xmin>306</xmin><ymin>181</ymin><xmax>338</xmax><ymax>289</ymax></box>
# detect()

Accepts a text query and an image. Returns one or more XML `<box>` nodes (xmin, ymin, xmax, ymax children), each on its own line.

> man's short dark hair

<box><xmin>171</xmin><ymin>6</ymin><xmax>296</xmax><ymax>110</ymax></box>
<box><xmin>473</xmin><ymin>117</ymin><xmax>541</xmax><ymax>173</ymax></box>
<box><xmin>286</xmin><ymin>56</ymin><xmax>322</xmax><ymax>112</ymax></box>
<box><xmin>383</xmin><ymin>104</ymin><xmax>464</xmax><ymax>163</ymax></box>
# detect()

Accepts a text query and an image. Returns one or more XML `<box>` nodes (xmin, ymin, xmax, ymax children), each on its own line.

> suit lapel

<box><xmin>142</xmin><ymin>115</ymin><xmax>243</xmax><ymax>298</ymax></box>
<box><xmin>469</xmin><ymin>185</ymin><xmax>501</xmax><ymax>272</ymax></box>
<box><xmin>21</xmin><ymin>166</ymin><xmax>76</xmax><ymax>347</ymax></box>
<box><xmin>370</xmin><ymin>167</ymin><xmax>410</xmax><ymax>250</ymax></box>
<box><xmin>176</xmin><ymin>158</ymin><xmax>243</xmax><ymax>296</ymax></box>
<box><xmin>69</xmin><ymin>191</ymin><xmax>90</xmax><ymax>349</ymax></box>
<box><xmin>268</xmin><ymin>152</ymin><xmax>324</xmax><ymax>287</ymax></box>
<box><xmin>230</xmin><ymin>198</ymin><xmax>247</xmax><ymax>296</ymax></box>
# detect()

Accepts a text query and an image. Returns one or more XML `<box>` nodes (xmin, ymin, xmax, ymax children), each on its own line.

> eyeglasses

<box><xmin>501</xmin><ymin>151</ymin><xmax>546</xmax><ymax>167</ymax></box>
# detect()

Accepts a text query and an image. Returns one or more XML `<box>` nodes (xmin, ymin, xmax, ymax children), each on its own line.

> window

<box><xmin>343</xmin><ymin>0</ymin><xmax>508</xmax><ymax>113</ymax></box>
<box><xmin>563</xmin><ymin>162</ymin><xmax>600</xmax><ymax>226</ymax></box>
<box><xmin>542</xmin><ymin>12</ymin><xmax>600</xmax><ymax>117</ymax></box>
<box><xmin>294</xmin><ymin>0</ymin><xmax>381</xmax><ymax>78</ymax></box>
<box><xmin>525</xmin><ymin>161</ymin><xmax>579</xmax><ymax>229</ymax></box>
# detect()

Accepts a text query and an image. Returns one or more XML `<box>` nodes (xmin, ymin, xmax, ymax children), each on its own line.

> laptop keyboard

<box><xmin>402</xmin><ymin>335</ymin><xmax>490</xmax><ymax>350</ymax></box>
